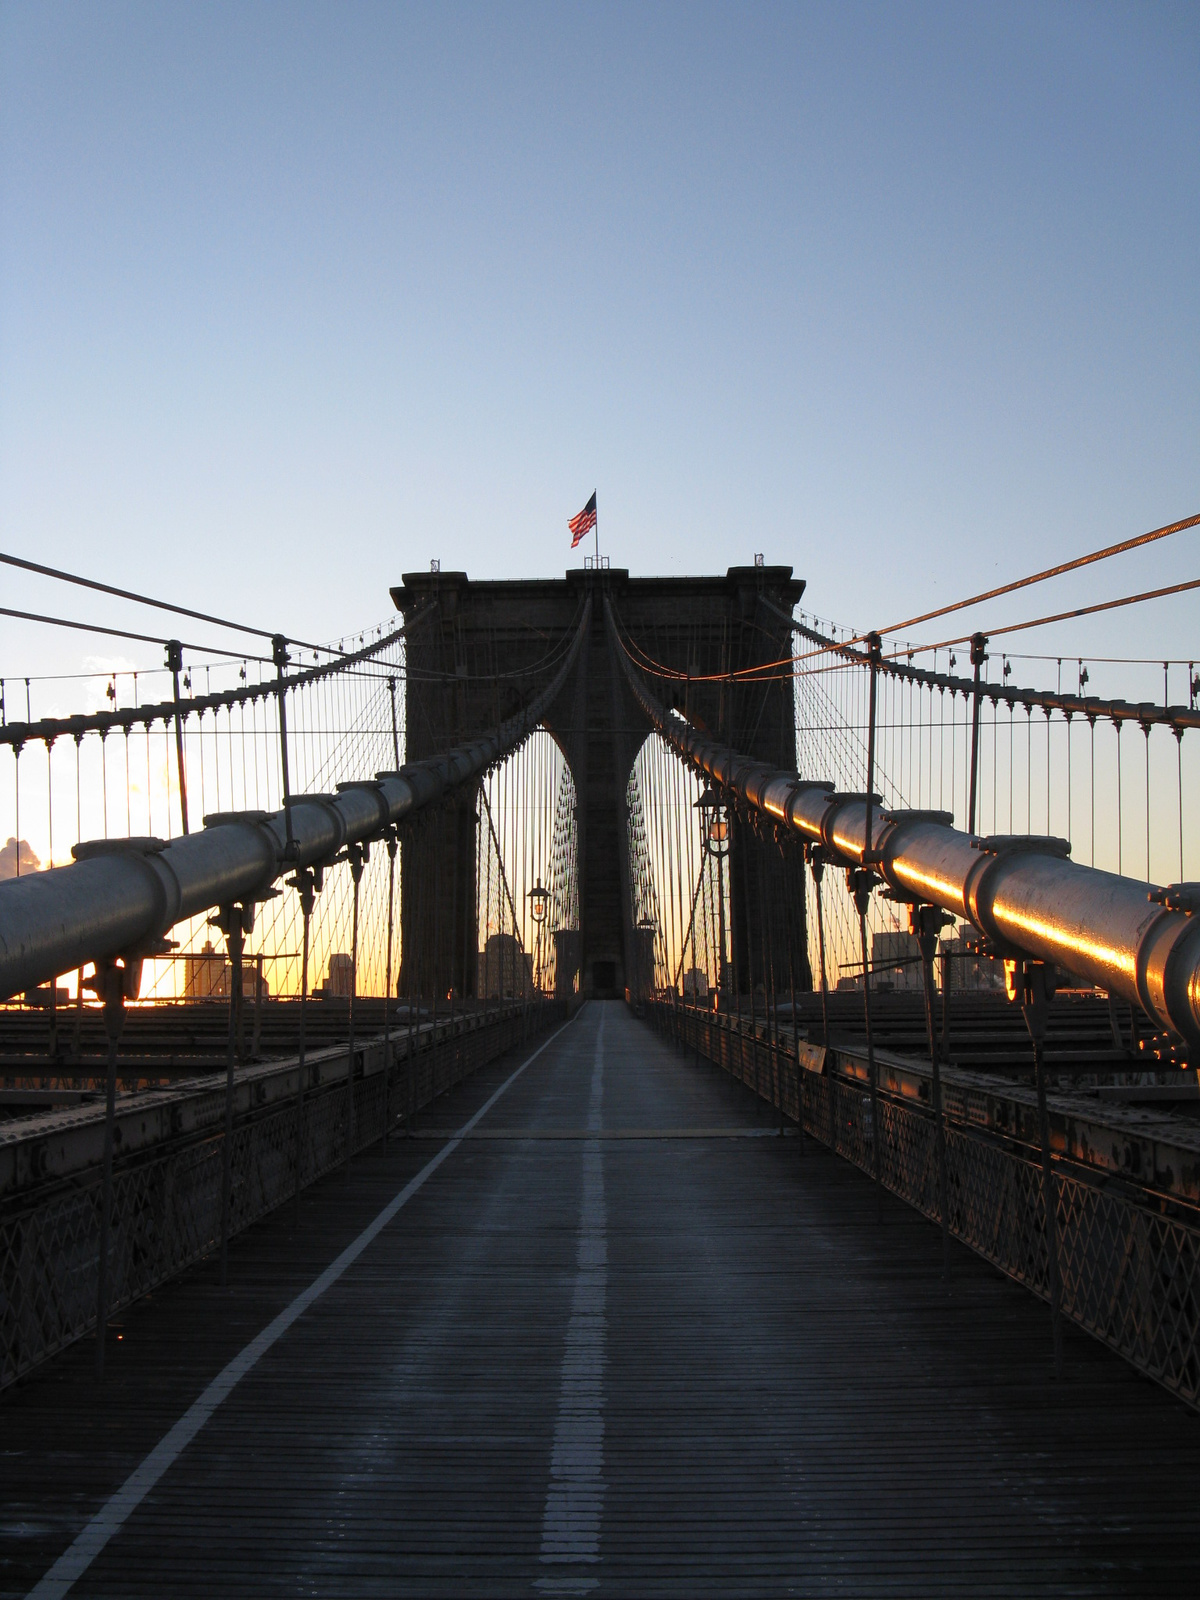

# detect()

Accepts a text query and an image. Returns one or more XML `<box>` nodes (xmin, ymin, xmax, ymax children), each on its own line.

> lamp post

<box><xmin>695</xmin><ymin>788</ymin><xmax>730</xmax><ymax>1004</ymax></box>
<box><xmin>528</xmin><ymin>879</ymin><xmax>549</xmax><ymax>995</ymax></box>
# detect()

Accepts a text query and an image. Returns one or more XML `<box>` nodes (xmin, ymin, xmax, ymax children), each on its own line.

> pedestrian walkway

<box><xmin>3</xmin><ymin>1002</ymin><xmax>1198</xmax><ymax>1597</ymax></box>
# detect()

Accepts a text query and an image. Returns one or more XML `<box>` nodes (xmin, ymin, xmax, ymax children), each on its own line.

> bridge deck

<box><xmin>3</xmin><ymin>1002</ymin><xmax>1198</xmax><ymax>1597</ymax></box>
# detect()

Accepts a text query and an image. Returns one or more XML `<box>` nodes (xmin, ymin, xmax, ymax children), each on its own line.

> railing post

<box><xmin>215</xmin><ymin>902</ymin><xmax>247</xmax><ymax>1287</ymax></box>
<box><xmin>1013</xmin><ymin>957</ymin><xmax>1065</xmax><ymax>1377</ymax></box>
<box><xmin>782</xmin><ymin>834</ymin><xmax>804</xmax><ymax>1151</ymax></box>
<box><xmin>807</xmin><ymin>845</ymin><xmax>830</xmax><ymax>1051</ymax></box>
<box><xmin>967</xmin><ymin>631</ymin><xmax>987</xmax><ymax>835</ymax></box>
<box><xmin>858</xmin><ymin>631</ymin><xmax>884</xmax><ymax>1218</ymax></box>
<box><xmin>913</xmin><ymin>904</ymin><xmax>953</xmax><ymax>1279</ymax></box>
<box><xmin>806</xmin><ymin>841</ymin><xmax>834</xmax><ymax>1152</ymax></box>
<box><xmin>382</xmin><ymin>828</ymin><xmax>398</xmax><ymax>1146</ymax></box>
<box><xmin>863</xmin><ymin>631</ymin><xmax>881</xmax><ymax>864</ymax></box>
<box><xmin>288</xmin><ymin>865</ymin><xmax>317</xmax><ymax>1222</ymax></box>
<box><xmin>89</xmin><ymin>959</ymin><xmax>127</xmax><ymax>1378</ymax></box>
<box><xmin>272</xmin><ymin>635</ymin><xmax>299</xmax><ymax>863</ymax></box>
<box><xmin>166</xmin><ymin>639</ymin><xmax>189</xmax><ymax>835</ymax></box>
<box><xmin>388</xmin><ymin>675</ymin><xmax>401</xmax><ymax>768</ymax></box>
<box><xmin>345</xmin><ymin>842</ymin><xmax>365</xmax><ymax>1166</ymax></box>
<box><xmin>252</xmin><ymin>954</ymin><xmax>263</xmax><ymax>1060</ymax></box>
<box><xmin>850</xmin><ymin>867</ymin><xmax>883</xmax><ymax>1218</ymax></box>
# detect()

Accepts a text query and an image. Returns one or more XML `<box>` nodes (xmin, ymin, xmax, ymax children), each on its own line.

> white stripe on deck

<box><xmin>537</xmin><ymin>1004</ymin><xmax>607</xmax><ymax>1593</ymax></box>
<box><xmin>27</xmin><ymin>1016</ymin><xmax>579</xmax><ymax>1600</ymax></box>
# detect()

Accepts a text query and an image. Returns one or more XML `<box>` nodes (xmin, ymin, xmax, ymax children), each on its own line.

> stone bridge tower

<box><xmin>392</xmin><ymin>565</ymin><xmax>805</xmax><ymax>1001</ymax></box>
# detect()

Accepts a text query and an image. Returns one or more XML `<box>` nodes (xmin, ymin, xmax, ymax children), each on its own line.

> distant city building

<box><xmin>184</xmin><ymin>940</ymin><xmax>225</xmax><ymax>998</ymax></box>
<box><xmin>939</xmin><ymin>931</ymin><xmax>1004</xmax><ymax>991</ymax></box>
<box><xmin>681</xmin><ymin>966</ymin><xmax>709</xmax><ymax>1000</ymax></box>
<box><xmin>870</xmin><ymin>931</ymin><xmax>923</xmax><ymax>992</ymax></box>
<box><xmin>835</xmin><ymin>930</ymin><xmax>1004</xmax><ymax>993</ymax></box>
<box><xmin>479</xmin><ymin>933</ymin><xmax>533</xmax><ymax>998</ymax></box>
<box><xmin>319</xmin><ymin>953</ymin><xmax>353</xmax><ymax>997</ymax></box>
<box><xmin>184</xmin><ymin>941</ymin><xmax>271</xmax><ymax>999</ymax></box>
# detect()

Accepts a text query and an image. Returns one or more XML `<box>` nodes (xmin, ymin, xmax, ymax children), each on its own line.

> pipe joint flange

<box><xmin>874</xmin><ymin>808</ymin><xmax>955</xmax><ymax>888</ymax></box>
<box><xmin>816</xmin><ymin>792</ymin><xmax>878</xmax><ymax>862</ymax></box>
<box><xmin>72</xmin><ymin>835</ymin><xmax>184</xmax><ymax>943</ymax></box>
<box><xmin>963</xmin><ymin>834</ymin><xmax>1071</xmax><ymax>941</ymax></box>
<box><xmin>1137</xmin><ymin>901</ymin><xmax>1200</xmax><ymax>1048</ymax></box>
<box><xmin>335</xmin><ymin>779</ymin><xmax>393</xmax><ymax>837</ymax></box>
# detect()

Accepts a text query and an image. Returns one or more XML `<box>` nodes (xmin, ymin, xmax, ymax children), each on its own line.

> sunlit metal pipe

<box><xmin>0</xmin><ymin>600</ymin><xmax>590</xmax><ymax>999</ymax></box>
<box><xmin>607</xmin><ymin>597</ymin><xmax>1200</xmax><ymax>1049</ymax></box>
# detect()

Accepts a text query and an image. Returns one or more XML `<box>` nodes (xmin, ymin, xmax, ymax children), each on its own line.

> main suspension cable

<box><xmin>870</xmin><ymin>509</ymin><xmax>1199</xmax><ymax>643</ymax></box>
<box><xmin>906</xmin><ymin>576</ymin><xmax>1200</xmax><ymax>655</ymax></box>
<box><xmin>0</xmin><ymin>605</ymin><xmax>275</xmax><ymax>661</ymax></box>
<box><xmin>0</xmin><ymin>549</ymin><xmax>330</xmax><ymax>653</ymax></box>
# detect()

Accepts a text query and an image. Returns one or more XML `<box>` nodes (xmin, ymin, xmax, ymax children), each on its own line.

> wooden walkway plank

<box><xmin>3</xmin><ymin>1002</ymin><xmax>1199</xmax><ymax>1597</ymax></box>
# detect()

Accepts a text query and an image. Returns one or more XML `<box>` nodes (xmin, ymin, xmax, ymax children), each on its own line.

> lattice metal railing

<box><xmin>650</xmin><ymin>1001</ymin><xmax>1200</xmax><ymax>1412</ymax></box>
<box><xmin>0</xmin><ymin>1002</ymin><xmax>560</xmax><ymax>1391</ymax></box>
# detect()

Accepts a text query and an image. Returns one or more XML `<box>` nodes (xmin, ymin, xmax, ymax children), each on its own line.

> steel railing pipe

<box><xmin>0</xmin><ymin>599</ymin><xmax>590</xmax><ymax>1000</ymax></box>
<box><xmin>606</xmin><ymin>596</ymin><xmax>1200</xmax><ymax>1050</ymax></box>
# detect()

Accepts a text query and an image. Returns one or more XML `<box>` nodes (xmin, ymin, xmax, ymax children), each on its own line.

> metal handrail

<box><xmin>0</xmin><ymin>600</ymin><xmax>590</xmax><ymax>999</ymax></box>
<box><xmin>607</xmin><ymin>594</ymin><xmax>1200</xmax><ymax>1050</ymax></box>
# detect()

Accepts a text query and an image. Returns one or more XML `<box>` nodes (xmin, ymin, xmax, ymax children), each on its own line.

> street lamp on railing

<box><xmin>695</xmin><ymin>788</ymin><xmax>730</xmax><ymax>999</ymax></box>
<box><xmin>528</xmin><ymin>880</ymin><xmax>549</xmax><ymax>923</ymax></box>
<box><xmin>695</xmin><ymin>787</ymin><xmax>730</xmax><ymax>857</ymax></box>
<box><xmin>527</xmin><ymin>880</ymin><xmax>550</xmax><ymax>995</ymax></box>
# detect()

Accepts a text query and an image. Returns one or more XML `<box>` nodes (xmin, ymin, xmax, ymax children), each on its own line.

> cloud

<box><xmin>0</xmin><ymin>837</ymin><xmax>41</xmax><ymax>880</ymax></box>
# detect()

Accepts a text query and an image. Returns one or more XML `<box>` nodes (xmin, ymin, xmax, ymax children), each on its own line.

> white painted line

<box><xmin>537</xmin><ymin>1004</ymin><xmax>606</xmax><ymax>1593</ymax></box>
<box><xmin>27</xmin><ymin>1013</ymin><xmax>581</xmax><ymax>1600</ymax></box>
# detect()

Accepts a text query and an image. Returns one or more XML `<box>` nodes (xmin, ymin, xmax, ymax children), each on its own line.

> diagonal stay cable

<box><xmin>869</xmin><ymin>510</ymin><xmax>1199</xmax><ymax>643</ymax></box>
<box><xmin>0</xmin><ymin>605</ymin><xmax>272</xmax><ymax>661</ymax></box>
<box><xmin>480</xmin><ymin>782</ymin><xmax>530</xmax><ymax>963</ymax></box>
<box><xmin>672</xmin><ymin>848</ymin><xmax>708</xmax><ymax>992</ymax></box>
<box><xmin>0</xmin><ymin>549</ymin><xmax>335</xmax><ymax>652</ymax></box>
<box><xmin>909</xmin><ymin>577</ymin><xmax>1200</xmax><ymax>653</ymax></box>
<box><xmin>761</xmin><ymin>592</ymin><xmax>1200</xmax><ymax>731</ymax></box>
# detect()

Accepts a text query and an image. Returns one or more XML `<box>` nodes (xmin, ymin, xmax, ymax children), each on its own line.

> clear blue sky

<box><xmin>2</xmin><ymin>1</ymin><xmax>1197</xmax><ymax>695</ymax></box>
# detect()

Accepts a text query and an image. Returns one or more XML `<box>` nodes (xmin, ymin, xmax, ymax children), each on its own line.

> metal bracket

<box><xmin>1006</xmin><ymin>956</ymin><xmax>1057</xmax><ymax>1042</ymax></box>
<box><xmin>970</xmin><ymin>833</ymin><xmax>1071</xmax><ymax>859</ymax></box>
<box><xmin>1137</xmin><ymin>1030</ymin><xmax>1191</xmax><ymax>1066</ymax></box>
<box><xmin>1149</xmin><ymin>882</ymin><xmax>1200</xmax><ymax>915</ymax></box>
<box><xmin>845</xmin><ymin>866</ymin><xmax>880</xmax><ymax>915</ymax></box>
<box><xmin>202</xmin><ymin>810</ymin><xmax>276</xmax><ymax>829</ymax></box>
<box><xmin>72</xmin><ymin>836</ymin><xmax>167</xmax><ymax>861</ymax></box>
<box><xmin>882</xmin><ymin>808</ymin><xmax>955</xmax><ymax>828</ymax></box>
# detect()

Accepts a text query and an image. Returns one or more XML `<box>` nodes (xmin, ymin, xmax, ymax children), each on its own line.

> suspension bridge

<box><xmin>2</xmin><ymin>539</ymin><xmax>1199</xmax><ymax>1595</ymax></box>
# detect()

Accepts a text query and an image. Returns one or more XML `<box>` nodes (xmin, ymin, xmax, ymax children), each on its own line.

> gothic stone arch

<box><xmin>391</xmin><ymin>564</ymin><xmax>805</xmax><ymax>1001</ymax></box>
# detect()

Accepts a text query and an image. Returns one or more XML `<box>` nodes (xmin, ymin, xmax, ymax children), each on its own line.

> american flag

<box><xmin>569</xmin><ymin>491</ymin><xmax>597</xmax><ymax>547</ymax></box>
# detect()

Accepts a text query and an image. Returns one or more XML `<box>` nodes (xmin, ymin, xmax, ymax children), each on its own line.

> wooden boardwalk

<box><xmin>3</xmin><ymin>1002</ymin><xmax>1198</xmax><ymax>1597</ymax></box>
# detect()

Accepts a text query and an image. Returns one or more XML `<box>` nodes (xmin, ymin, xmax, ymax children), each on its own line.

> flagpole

<box><xmin>594</xmin><ymin>495</ymin><xmax>599</xmax><ymax>566</ymax></box>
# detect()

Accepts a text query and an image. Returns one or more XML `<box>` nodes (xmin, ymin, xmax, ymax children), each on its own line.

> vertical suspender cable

<box><xmin>967</xmin><ymin>632</ymin><xmax>986</xmax><ymax>836</ymax></box>
<box><xmin>859</xmin><ymin>634</ymin><xmax>883</xmax><ymax>1219</ymax></box>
